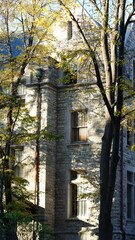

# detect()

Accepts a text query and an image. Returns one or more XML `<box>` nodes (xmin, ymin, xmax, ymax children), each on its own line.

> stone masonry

<box><xmin>12</xmin><ymin>4</ymin><xmax>135</xmax><ymax>240</ymax></box>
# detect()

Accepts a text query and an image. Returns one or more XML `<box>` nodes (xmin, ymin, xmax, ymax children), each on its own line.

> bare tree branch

<box><xmin>58</xmin><ymin>0</ymin><xmax>114</xmax><ymax>120</ymax></box>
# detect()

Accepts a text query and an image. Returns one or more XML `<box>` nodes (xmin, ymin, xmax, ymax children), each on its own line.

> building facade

<box><xmin>10</xmin><ymin>6</ymin><xmax>135</xmax><ymax>240</ymax></box>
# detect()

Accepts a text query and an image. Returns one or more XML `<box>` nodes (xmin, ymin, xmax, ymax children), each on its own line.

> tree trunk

<box><xmin>99</xmin><ymin>119</ymin><xmax>113</xmax><ymax>240</ymax></box>
<box><xmin>99</xmin><ymin>116</ymin><xmax>121</xmax><ymax>240</ymax></box>
<box><xmin>3</xmin><ymin>108</ymin><xmax>18</xmax><ymax>240</ymax></box>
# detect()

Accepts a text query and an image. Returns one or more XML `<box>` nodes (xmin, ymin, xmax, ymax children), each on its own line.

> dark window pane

<box><xmin>127</xmin><ymin>120</ymin><xmax>132</xmax><ymax>146</ymax></box>
<box><xmin>134</xmin><ymin>186</ymin><xmax>135</xmax><ymax>219</ymax></box>
<box><xmin>127</xmin><ymin>184</ymin><xmax>132</xmax><ymax>219</ymax></box>
<box><xmin>72</xmin><ymin>112</ymin><xmax>78</xmax><ymax>127</ymax></box>
<box><xmin>71</xmin><ymin>184</ymin><xmax>77</xmax><ymax>217</ymax></box>
<box><xmin>72</xmin><ymin>128</ymin><xmax>79</xmax><ymax>141</ymax></box>
<box><xmin>127</xmin><ymin>171</ymin><xmax>133</xmax><ymax>183</ymax></box>
<box><xmin>67</xmin><ymin>21</ymin><xmax>72</xmax><ymax>40</ymax></box>
<box><xmin>133</xmin><ymin>60</ymin><xmax>135</xmax><ymax>88</ymax></box>
<box><xmin>71</xmin><ymin>171</ymin><xmax>77</xmax><ymax>181</ymax></box>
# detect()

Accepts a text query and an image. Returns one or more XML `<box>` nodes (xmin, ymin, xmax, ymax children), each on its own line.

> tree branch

<box><xmin>124</xmin><ymin>6</ymin><xmax>135</xmax><ymax>38</ymax></box>
<box><xmin>58</xmin><ymin>0</ymin><xmax>114</xmax><ymax>120</ymax></box>
<box><xmin>83</xmin><ymin>0</ymin><xmax>103</xmax><ymax>17</ymax></box>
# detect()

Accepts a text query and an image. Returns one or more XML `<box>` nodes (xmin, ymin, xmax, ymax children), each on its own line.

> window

<box><xmin>67</xmin><ymin>21</ymin><xmax>72</xmax><ymax>40</ymax></box>
<box><xmin>133</xmin><ymin>60</ymin><xmax>135</xmax><ymax>88</ymax></box>
<box><xmin>17</xmin><ymin>83</ymin><xmax>26</xmax><ymax>96</ymax></box>
<box><xmin>13</xmin><ymin>148</ymin><xmax>23</xmax><ymax>176</ymax></box>
<box><xmin>15</xmin><ymin>149</ymin><xmax>23</xmax><ymax>163</ymax></box>
<box><xmin>69</xmin><ymin>170</ymin><xmax>89</xmax><ymax>219</ymax></box>
<box><xmin>127</xmin><ymin>119</ymin><xmax>132</xmax><ymax>146</ymax></box>
<box><xmin>11</xmin><ymin>148</ymin><xmax>23</xmax><ymax>163</ymax></box>
<box><xmin>127</xmin><ymin>170</ymin><xmax>135</xmax><ymax>219</ymax></box>
<box><xmin>71</xmin><ymin>110</ymin><xmax>88</xmax><ymax>142</ymax></box>
<box><xmin>127</xmin><ymin>119</ymin><xmax>135</xmax><ymax>147</ymax></box>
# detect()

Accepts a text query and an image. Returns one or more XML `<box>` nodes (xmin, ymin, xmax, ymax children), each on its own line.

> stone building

<box><xmin>9</xmin><ymin>4</ymin><xmax>135</xmax><ymax>240</ymax></box>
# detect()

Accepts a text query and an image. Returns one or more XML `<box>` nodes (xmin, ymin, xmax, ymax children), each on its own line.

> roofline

<box><xmin>76</xmin><ymin>0</ymin><xmax>102</xmax><ymax>27</ymax></box>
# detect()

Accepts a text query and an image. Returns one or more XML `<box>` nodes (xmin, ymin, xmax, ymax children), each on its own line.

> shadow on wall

<box><xmin>55</xmin><ymin>219</ymin><xmax>98</xmax><ymax>240</ymax></box>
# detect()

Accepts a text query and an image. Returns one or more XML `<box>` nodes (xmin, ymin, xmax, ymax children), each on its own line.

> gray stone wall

<box><xmin>14</xmin><ymin>14</ymin><xmax>135</xmax><ymax>240</ymax></box>
<box><xmin>120</xmin><ymin>23</ymin><xmax>135</xmax><ymax>239</ymax></box>
<box><xmin>55</xmin><ymin>83</ymin><xmax>104</xmax><ymax>240</ymax></box>
<box><xmin>42</xmin><ymin>84</ymin><xmax>57</xmax><ymax>228</ymax></box>
<box><xmin>17</xmin><ymin>81</ymin><xmax>57</xmax><ymax>228</ymax></box>
<box><xmin>21</xmin><ymin>76</ymin><xmax>127</xmax><ymax>240</ymax></box>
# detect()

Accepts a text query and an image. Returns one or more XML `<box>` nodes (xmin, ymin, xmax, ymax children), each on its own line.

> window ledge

<box><xmin>126</xmin><ymin>218</ymin><xmax>135</xmax><ymax>223</ymax></box>
<box><xmin>67</xmin><ymin>142</ymin><xmax>90</xmax><ymax>147</ymax></box>
<box><xmin>66</xmin><ymin>217</ymin><xmax>79</xmax><ymax>221</ymax></box>
<box><xmin>66</xmin><ymin>217</ymin><xmax>89</xmax><ymax>222</ymax></box>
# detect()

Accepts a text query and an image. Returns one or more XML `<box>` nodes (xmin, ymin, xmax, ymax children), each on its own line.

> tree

<box><xmin>0</xmin><ymin>0</ymin><xmax>134</xmax><ymax>239</ymax></box>
<box><xmin>55</xmin><ymin>0</ymin><xmax>135</xmax><ymax>239</ymax></box>
<box><xmin>0</xmin><ymin>0</ymin><xmax>60</xmax><ymax>239</ymax></box>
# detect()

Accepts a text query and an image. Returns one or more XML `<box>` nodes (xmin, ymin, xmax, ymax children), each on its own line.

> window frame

<box><xmin>127</xmin><ymin>118</ymin><xmax>135</xmax><ymax>148</ymax></box>
<box><xmin>127</xmin><ymin>167</ymin><xmax>135</xmax><ymax>220</ymax></box>
<box><xmin>11</xmin><ymin>146</ymin><xmax>24</xmax><ymax>176</ymax></box>
<box><xmin>132</xmin><ymin>59</ymin><xmax>135</xmax><ymax>88</ymax></box>
<box><xmin>71</xmin><ymin>110</ymin><xmax>88</xmax><ymax>143</ymax></box>
<box><xmin>14</xmin><ymin>148</ymin><xmax>23</xmax><ymax>163</ymax></box>
<box><xmin>67</xmin><ymin>21</ymin><xmax>72</xmax><ymax>40</ymax></box>
<box><xmin>17</xmin><ymin>81</ymin><xmax>26</xmax><ymax>96</ymax></box>
<box><xmin>68</xmin><ymin>170</ymin><xmax>90</xmax><ymax>220</ymax></box>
